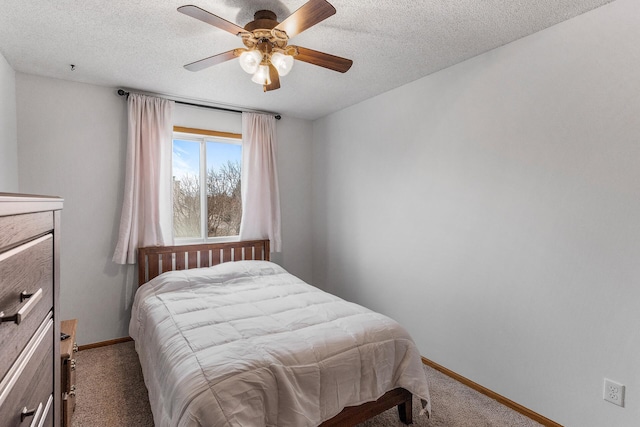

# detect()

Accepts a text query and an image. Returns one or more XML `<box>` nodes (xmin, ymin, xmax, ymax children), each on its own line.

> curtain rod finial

<box><xmin>275</xmin><ymin>115</ymin><xmax>281</xmax><ymax>120</ymax></box>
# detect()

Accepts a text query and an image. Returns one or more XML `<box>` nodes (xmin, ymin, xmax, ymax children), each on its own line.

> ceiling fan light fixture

<box><xmin>239</xmin><ymin>50</ymin><xmax>263</xmax><ymax>74</ymax></box>
<box><xmin>270</xmin><ymin>52</ymin><xmax>294</xmax><ymax>76</ymax></box>
<box><xmin>251</xmin><ymin>64</ymin><xmax>271</xmax><ymax>85</ymax></box>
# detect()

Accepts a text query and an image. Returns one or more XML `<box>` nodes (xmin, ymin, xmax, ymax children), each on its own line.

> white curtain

<box><xmin>113</xmin><ymin>94</ymin><xmax>174</xmax><ymax>264</ymax></box>
<box><xmin>239</xmin><ymin>112</ymin><xmax>282</xmax><ymax>252</ymax></box>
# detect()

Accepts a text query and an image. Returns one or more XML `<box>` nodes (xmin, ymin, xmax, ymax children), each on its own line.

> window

<box><xmin>172</xmin><ymin>127</ymin><xmax>242</xmax><ymax>242</ymax></box>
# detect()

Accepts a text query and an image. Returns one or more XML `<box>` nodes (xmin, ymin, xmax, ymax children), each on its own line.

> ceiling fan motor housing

<box><xmin>244</xmin><ymin>10</ymin><xmax>279</xmax><ymax>31</ymax></box>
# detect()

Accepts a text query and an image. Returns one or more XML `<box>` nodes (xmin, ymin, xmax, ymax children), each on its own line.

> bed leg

<box><xmin>398</xmin><ymin>397</ymin><xmax>413</xmax><ymax>424</ymax></box>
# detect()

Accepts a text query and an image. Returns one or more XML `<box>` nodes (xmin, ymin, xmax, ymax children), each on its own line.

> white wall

<box><xmin>17</xmin><ymin>74</ymin><xmax>133</xmax><ymax>345</ymax></box>
<box><xmin>0</xmin><ymin>51</ymin><xmax>18</xmax><ymax>191</ymax></box>
<box><xmin>274</xmin><ymin>116</ymin><xmax>314</xmax><ymax>281</ymax></box>
<box><xmin>16</xmin><ymin>74</ymin><xmax>314</xmax><ymax>344</ymax></box>
<box><xmin>311</xmin><ymin>1</ymin><xmax>639</xmax><ymax>426</ymax></box>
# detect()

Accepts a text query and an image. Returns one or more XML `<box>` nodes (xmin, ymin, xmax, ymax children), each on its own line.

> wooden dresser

<box><xmin>60</xmin><ymin>319</ymin><xmax>77</xmax><ymax>427</ymax></box>
<box><xmin>0</xmin><ymin>193</ymin><xmax>63</xmax><ymax>427</ymax></box>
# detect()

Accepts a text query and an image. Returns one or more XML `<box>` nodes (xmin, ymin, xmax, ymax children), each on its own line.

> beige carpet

<box><xmin>73</xmin><ymin>341</ymin><xmax>543</xmax><ymax>426</ymax></box>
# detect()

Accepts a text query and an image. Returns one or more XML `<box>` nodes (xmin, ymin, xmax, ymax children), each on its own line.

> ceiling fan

<box><xmin>178</xmin><ymin>0</ymin><xmax>353</xmax><ymax>92</ymax></box>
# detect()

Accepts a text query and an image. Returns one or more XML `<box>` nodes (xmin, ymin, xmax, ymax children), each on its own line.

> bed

<box><xmin>131</xmin><ymin>240</ymin><xmax>431</xmax><ymax>426</ymax></box>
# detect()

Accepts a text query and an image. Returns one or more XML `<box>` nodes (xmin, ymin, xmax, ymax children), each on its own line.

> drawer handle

<box><xmin>21</xmin><ymin>402</ymin><xmax>43</xmax><ymax>422</ymax></box>
<box><xmin>0</xmin><ymin>288</ymin><xmax>43</xmax><ymax>325</ymax></box>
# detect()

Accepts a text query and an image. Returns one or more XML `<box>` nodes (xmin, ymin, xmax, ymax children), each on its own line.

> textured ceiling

<box><xmin>0</xmin><ymin>0</ymin><xmax>615</xmax><ymax>120</ymax></box>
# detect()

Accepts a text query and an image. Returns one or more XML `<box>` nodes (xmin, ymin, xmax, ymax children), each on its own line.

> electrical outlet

<box><xmin>603</xmin><ymin>378</ymin><xmax>625</xmax><ymax>407</ymax></box>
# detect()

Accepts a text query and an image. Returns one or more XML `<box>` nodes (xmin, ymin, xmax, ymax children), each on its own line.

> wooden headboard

<box><xmin>137</xmin><ymin>239</ymin><xmax>270</xmax><ymax>286</ymax></box>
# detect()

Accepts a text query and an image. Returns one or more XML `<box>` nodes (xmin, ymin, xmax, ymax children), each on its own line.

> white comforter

<box><xmin>130</xmin><ymin>261</ymin><xmax>431</xmax><ymax>427</ymax></box>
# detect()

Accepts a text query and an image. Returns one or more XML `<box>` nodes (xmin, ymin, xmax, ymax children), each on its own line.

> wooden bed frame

<box><xmin>137</xmin><ymin>240</ymin><xmax>414</xmax><ymax>425</ymax></box>
<box><xmin>137</xmin><ymin>239</ymin><xmax>272</xmax><ymax>285</ymax></box>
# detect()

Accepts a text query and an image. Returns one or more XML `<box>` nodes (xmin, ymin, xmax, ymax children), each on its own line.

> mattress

<box><xmin>130</xmin><ymin>260</ymin><xmax>430</xmax><ymax>426</ymax></box>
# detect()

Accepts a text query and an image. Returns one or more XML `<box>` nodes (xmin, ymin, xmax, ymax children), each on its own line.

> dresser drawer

<box><xmin>41</xmin><ymin>394</ymin><xmax>55</xmax><ymax>427</ymax></box>
<box><xmin>0</xmin><ymin>212</ymin><xmax>53</xmax><ymax>252</ymax></box>
<box><xmin>62</xmin><ymin>357</ymin><xmax>76</xmax><ymax>394</ymax></box>
<box><xmin>62</xmin><ymin>392</ymin><xmax>75</xmax><ymax>427</ymax></box>
<box><xmin>0</xmin><ymin>318</ymin><xmax>54</xmax><ymax>427</ymax></box>
<box><xmin>60</xmin><ymin>319</ymin><xmax>77</xmax><ymax>427</ymax></box>
<box><xmin>0</xmin><ymin>235</ymin><xmax>54</xmax><ymax>382</ymax></box>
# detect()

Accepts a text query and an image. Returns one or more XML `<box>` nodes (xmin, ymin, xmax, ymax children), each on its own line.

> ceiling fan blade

<box><xmin>264</xmin><ymin>64</ymin><xmax>281</xmax><ymax>92</ymax></box>
<box><xmin>178</xmin><ymin>5</ymin><xmax>245</xmax><ymax>36</ymax></box>
<box><xmin>292</xmin><ymin>46</ymin><xmax>353</xmax><ymax>73</ymax></box>
<box><xmin>184</xmin><ymin>50</ymin><xmax>237</xmax><ymax>72</ymax></box>
<box><xmin>275</xmin><ymin>0</ymin><xmax>336</xmax><ymax>38</ymax></box>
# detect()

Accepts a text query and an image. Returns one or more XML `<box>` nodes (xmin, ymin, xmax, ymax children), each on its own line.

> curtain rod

<box><xmin>117</xmin><ymin>89</ymin><xmax>281</xmax><ymax>120</ymax></box>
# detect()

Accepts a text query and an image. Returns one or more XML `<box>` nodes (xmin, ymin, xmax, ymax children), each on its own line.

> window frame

<box><xmin>172</xmin><ymin>127</ymin><xmax>243</xmax><ymax>245</ymax></box>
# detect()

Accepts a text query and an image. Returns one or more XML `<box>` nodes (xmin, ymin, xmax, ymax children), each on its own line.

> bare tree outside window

<box><xmin>173</xmin><ymin>174</ymin><xmax>201</xmax><ymax>238</ymax></box>
<box><xmin>172</xmin><ymin>136</ymin><xmax>242</xmax><ymax>240</ymax></box>
<box><xmin>207</xmin><ymin>160</ymin><xmax>242</xmax><ymax>237</ymax></box>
